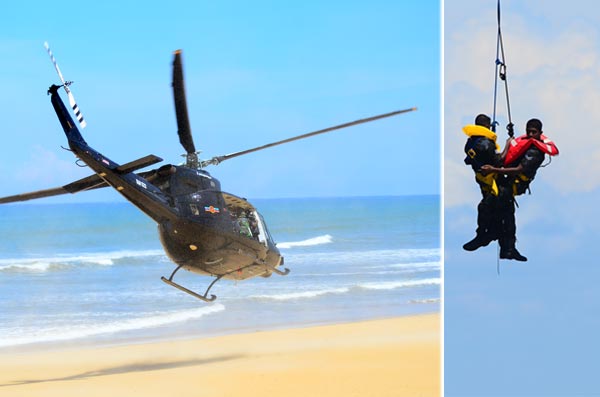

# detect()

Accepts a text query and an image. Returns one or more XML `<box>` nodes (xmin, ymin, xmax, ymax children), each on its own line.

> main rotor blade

<box><xmin>0</xmin><ymin>155</ymin><xmax>162</xmax><ymax>204</ymax></box>
<box><xmin>204</xmin><ymin>107</ymin><xmax>417</xmax><ymax>166</ymax></box>
<box><xmin>0</xmin><ymin>176</ymin><xmax>108</xmax><ymax>204</ymax></box>
<box><xmin>172</xmin><ymin>50</ymin><xmax>196</xmax><ymax>154</ymax></box>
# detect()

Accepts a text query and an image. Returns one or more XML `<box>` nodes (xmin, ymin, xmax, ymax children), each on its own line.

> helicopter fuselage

<box><xmin>49</xmin><ymin>84</ymin><xmax>284</xmax><ymax>282</ymax></box>
<box><xmin>153</xmin><ymin>166</ymin><xmax>283</xmax><ymax>281</ymax></box>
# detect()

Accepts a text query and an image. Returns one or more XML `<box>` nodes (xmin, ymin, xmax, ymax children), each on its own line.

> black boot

<box><xmin>500</xmin><ymin>247</ymin><xmax>527</xmax><ymax>262</ymax></box>
<box><xmin>463</xmin><ymin>234</ymin><xmax>493</xmax><ymax>251</ymax></box>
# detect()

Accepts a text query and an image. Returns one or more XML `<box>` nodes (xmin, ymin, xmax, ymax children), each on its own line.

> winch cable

<box><xmin>492</xmin><ymin>0</ymin><xmax>514</xmax><ymax>138</ymax></box>
<box><xmin>492</xmin><ymin>0</ymin><xmax>514</xmax><ymax>273</ymax></box>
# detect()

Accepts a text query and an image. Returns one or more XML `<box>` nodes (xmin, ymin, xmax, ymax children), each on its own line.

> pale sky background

<box><xmin>445</xmin><ymin>1</ymin><xmax>600</xmax><ymax>396</ymax></box>
<box><xmin>0</xmin><ymin>0</ymin><xmax>440</xmax><ymax>202</ymax></box>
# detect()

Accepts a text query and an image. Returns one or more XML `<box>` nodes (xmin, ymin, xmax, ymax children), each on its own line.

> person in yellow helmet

<box><xmin>462</xmin><ymin>114</ymin><xmax>509</xmax><ymax>252</ymax></box>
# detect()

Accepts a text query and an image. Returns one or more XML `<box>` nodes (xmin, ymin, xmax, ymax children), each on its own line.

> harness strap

<box><xmin>476</xmin><ymin>172</ymin><xmax>499</xmax><ymax>196</ymax></box>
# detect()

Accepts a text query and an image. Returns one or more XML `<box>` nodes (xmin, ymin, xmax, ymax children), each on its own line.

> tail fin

<box><xmin>48</xmin><ymin>84</ymin><xmax>87</xmax><ymax>146</ymax></box>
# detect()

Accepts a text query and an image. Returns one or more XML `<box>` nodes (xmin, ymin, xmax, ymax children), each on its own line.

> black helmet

<box><xmin>475</xmin><ymin>114</ymin><xmax>491</xmax><ymax>128</ymax></box>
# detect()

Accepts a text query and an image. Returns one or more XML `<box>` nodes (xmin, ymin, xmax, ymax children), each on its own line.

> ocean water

<box><xmin>0</xmin><ymin>195</ymin><xmax>440</xmax><ymax>350</ymax></box>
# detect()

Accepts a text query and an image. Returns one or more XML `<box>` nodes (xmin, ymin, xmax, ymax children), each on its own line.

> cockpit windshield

<box><xmin>222</xmin><ymin>193</ymin><xmax>273</xmax><ymax>247</ymax></box>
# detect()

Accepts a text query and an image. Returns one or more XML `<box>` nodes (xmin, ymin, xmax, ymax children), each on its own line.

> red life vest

<box><xmin>503</xmin><ymin>134</ymin><xmax>559</xmax><ymax>166</ymax></box>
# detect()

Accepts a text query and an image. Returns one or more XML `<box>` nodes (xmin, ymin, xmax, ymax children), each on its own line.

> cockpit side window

<box><xmin>228</xmin><ymin>208</ymin><xmax>256</xmax><ymax>239</ymax></box>
<box><xmin>189</xmin><ymin>203</ymin><xmax>200</xmax><ymax>216</ymax></box>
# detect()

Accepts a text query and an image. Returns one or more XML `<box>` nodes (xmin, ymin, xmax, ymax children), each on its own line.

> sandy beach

<box><xmin>0</xmin><ymin>313</ymin><xmax>439</xmax><ymax>397</ymax></box>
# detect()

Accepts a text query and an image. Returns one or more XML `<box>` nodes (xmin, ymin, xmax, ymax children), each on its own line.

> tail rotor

<box><xmin>44</xmin><ymin>42</ymin><xmax>87</xmax><ymax>129</ymax></box>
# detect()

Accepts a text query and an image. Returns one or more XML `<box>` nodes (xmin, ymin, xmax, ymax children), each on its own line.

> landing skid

<box><xmin>161</xmin><ymin>265</ymin><xmax>222</xmax><ymax>302</ymax></box>
<box><xmin>271</xmin><ymin>266</ymin><xmax>290</xmax><ymax>276</ymax></box>
<box><xmin>161</xmin><ymin>261</ymin><xmax>290</xmax><ymax>302</ymax></box>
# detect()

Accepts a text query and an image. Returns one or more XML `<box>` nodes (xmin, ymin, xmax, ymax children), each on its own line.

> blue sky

<box><xmin>0</xmin><ymin>0</ymin><xmax>440</xmax><ymax>202</ymax></box>
<box><xmin>445</xmin><ymin>0</ymin><xmax>600</xmax><ymax>395</ymax></box>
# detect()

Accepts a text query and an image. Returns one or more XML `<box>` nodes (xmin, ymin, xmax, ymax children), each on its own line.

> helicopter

<box><xmin>0</xmin><ymin>45</ymin><xmax>416</xmax><ymax>302</ymax></box>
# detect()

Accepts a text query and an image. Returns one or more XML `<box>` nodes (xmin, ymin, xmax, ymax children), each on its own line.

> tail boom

<box><xmin>48</xmin><ymin>85</ymin><xmax>175</xmax><ymax>223</ymax></box>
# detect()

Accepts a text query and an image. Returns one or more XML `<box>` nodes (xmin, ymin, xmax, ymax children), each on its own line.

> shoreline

<box><xmin>1</xmin><ymin>306</ymin><xmax>439</xmax><ymax>354</ymax></box>
<box><xmin>0</xmin><ymin>313</ymin><xmax>440</xmax><ymax>397</ymax></box>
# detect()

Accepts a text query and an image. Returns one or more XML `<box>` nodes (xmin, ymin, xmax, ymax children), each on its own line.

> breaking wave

<box><xmin>0</xmin><ymin>304</ymin><xmax>225</xmax><ymax>348</ymax></box>
<box><xmin>276</xmin><ymin>234</ymin><xmax>333</xmax><ymax>249</ymax></box>
<box><xmin>359</xmin><ymin>278</ymin><xmax>440</xmax><ymax>290</ymax></box>
<box><xmin>249</xmin><ymin>277</ymin><xmax>440</xmax><ymax>302</ymax></box>
<box><xmin>0</xmin><ymin>250</ymin><xmax>165</xmax><ymax>273</ymax></box>
<box><xmin>409</xmin><ymin>298</ymin><xmax>441</xmax><ymax>304</ymax></box>
<box><xmin>250</xmin><ymin>287</ymin><xmax>350</xmax><ymax>301</ymax></box>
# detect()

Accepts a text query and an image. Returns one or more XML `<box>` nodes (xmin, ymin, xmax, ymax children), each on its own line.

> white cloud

<box><xmin>14</xmin><ymin>145</ymin><xmax>89</xmax><ymax>188</ymax></box>
<box><xmin>445</xmin><ymin>156</ymin><xmax>479</xmax><ymax>208</ymax></box>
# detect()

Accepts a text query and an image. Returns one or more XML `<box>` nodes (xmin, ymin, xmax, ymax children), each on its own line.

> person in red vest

<box><xmin>480</xmin><ymin>118</ymin><xmax>559</xmax><ymax>261</ymax></box>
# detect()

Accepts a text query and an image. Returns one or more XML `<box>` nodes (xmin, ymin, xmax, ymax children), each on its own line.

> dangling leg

<box><xmin>497</xmin><ymin>190</ymin><xmax>527</xmax><ymax>262</ymax></box>
<box><xmin>463</xmin><ymin>194</ymin><xmax>496</xmax><ymax>251</ymax></box>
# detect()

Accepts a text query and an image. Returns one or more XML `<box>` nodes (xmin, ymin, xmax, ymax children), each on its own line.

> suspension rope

<box><xmin>493</xmin><ymin>0</ymin><xmax>513</xmax><ymax>275</ymax></box>
<box><xmin>492</xmin><ymin>0</ymin><xmax>514</xmax><ymax>137</ymax></box>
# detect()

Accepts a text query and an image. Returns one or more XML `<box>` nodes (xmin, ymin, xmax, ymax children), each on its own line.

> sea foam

<box><xmin>0</xmin><ymin>304</ymin><xmax>225</xmax><ymax>347</ymax></box>
<box><xmin>250</xmin><ymin>287</ymin><xmax>349</xmax><ymax>301</ymax></box>
<box><xmin>359</xmin><ymin>278</ymin><xmax>441</xmax><ymax>290</ymax></box>
<box><xmin>248</xmin><ymin>277</ymin><xmax>440</xmax><ymax>302</ymax></box>
<box><xmin>0</xmin><ymin>249</ymin><xmax>165</xmax><ymax>273</ymax></box>
<box><xmin>409</xmin><ymin>298</ymin><xmax>441</xmax><ymax>304</ymax></box>
<box><xmin>276</xmin><ymin>234</ymin><xmax>333</xmax><ymax>249</ymax></box>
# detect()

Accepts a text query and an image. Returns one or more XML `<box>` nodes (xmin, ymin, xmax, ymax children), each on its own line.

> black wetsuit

<box><xmin>464</xmin><ymin>136</ymin><xmax>502</xmax><ymax>241</ymax></box>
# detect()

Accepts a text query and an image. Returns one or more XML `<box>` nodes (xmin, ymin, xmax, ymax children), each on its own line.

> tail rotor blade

<box><xmin>44</xmin><ymin>41</ymin><xmax>67</xmax><ymax>85</ymax></box>
<box><xmin>67</xmin><ymin>91</ymin><xmax>87</xmax><ymax>128</ymax></box>
<box><xmin>172</xmin><ymin>50</ymin><xmax>196</xmax><ymax>154</ymax></box>
<box><xmin>44</xmin><ymin>42</ymin><xmax>87</xmax><ymax>129</ymax></box>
